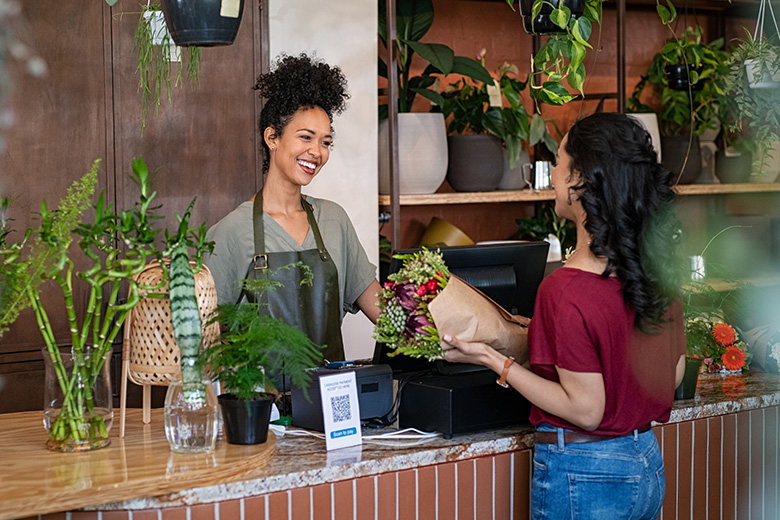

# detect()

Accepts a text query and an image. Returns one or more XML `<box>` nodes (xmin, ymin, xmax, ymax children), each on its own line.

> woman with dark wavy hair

<box><xmin>206</xmin><ymin>53</ymin><xmax>381</xmax><ymax>368</ymax></box>
<box><xmin>442</xmin><ymin>113</ymin><xmax>686</xmax><ymax>519</ymax></box>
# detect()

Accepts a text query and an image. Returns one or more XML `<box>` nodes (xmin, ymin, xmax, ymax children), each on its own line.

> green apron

<box><xmin>243</xmin><ymin>190</ymin><xmax>344</xmax><ymax>365</ymax></box>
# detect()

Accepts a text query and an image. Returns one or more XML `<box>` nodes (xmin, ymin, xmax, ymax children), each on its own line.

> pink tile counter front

<box><xmin>3</xmin><ymin>373</ymin><xmax>780</xmax><ymax>520</ymax></box>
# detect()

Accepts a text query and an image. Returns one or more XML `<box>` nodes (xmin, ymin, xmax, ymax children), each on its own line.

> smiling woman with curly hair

<box><xmin>205</xmin><ymin>54</ymin><xmax>381</xmax><ymax>381</ymax></box>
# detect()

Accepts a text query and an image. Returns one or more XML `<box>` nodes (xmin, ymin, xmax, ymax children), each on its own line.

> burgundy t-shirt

<box><xmin>528</xmin><ymin>267</ymin><xmax>686</xmax><ymax>435</ymax></box>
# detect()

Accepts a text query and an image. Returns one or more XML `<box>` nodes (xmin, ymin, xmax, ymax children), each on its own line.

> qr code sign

<box><xmin>330</xmin><ymin>394</ymin><xmax>352</xmax><ymax>423</ymax></box>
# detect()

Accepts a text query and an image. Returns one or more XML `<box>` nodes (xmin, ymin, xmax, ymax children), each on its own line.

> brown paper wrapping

<box><xmin>428</xmin><ymin>275</ymin><xmax>529</xmax><ymax>364</ymax></box>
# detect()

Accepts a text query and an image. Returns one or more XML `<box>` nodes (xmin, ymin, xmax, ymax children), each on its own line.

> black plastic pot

<box><xmin>518</xmin><ymin>0</ymin><xmax>584</xmax><ymax>35</ymax></box>
<box><xmin>218</xmin><ymin>393</ymin><xmax>273</xmax><ymax>445</ymax></box>
<box><xmin>160</xmin><ymin>0</ymin><xmax>245</xmax><ymax>47</ymax></box>
<box><xmin>715</xmin><ymin>149</ymin><xmax>752</xmax><ymax>183</ymax></box>
<box><xmin>446</xmin><ymin>135</ymin><xmax>504</xmax><ymax>192</ymax></box>
<box><xmin>674</xmin><ymin>357</ymin><xmax>702</xmax><ymax>400</ymax></box>
<box><xmin>664</xmin><ymin>64</ymin><xmax>704</xmax><ymax>91</ymax></box>
<box><xmin>661</xmin><ymin>134</ymin><xmax>702</xmax><ymax>184</ymax></box>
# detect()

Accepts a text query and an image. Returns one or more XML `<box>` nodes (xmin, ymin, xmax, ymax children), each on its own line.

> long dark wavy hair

<box><xmin>254</xmin><ymin>53</ymin><xmax>350</xmax><ymax>173</ymax></box>
<box><xmin>565</xmin><ymin>112</ymin><xmax>683</xmax><ymax>331</ymax></box>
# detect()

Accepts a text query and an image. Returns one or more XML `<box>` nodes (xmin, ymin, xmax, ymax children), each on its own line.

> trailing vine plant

<box><xmin>134</xmin><ymin>3</ymin><xmax>201</xmax><ymax>133</ymax></box>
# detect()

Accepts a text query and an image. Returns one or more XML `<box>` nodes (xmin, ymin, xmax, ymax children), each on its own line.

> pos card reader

<box><xmin>291</xmin><ymin>364</ymin><xmax>393</xmax><ymax>432</ymax></box>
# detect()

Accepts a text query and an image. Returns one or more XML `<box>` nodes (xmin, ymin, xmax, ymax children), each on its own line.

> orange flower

<box><xmin>712</xmin><ymin>323</ymin><xmax>737</xmax><ymax>346</ymax></box>
<box><xmin>721</xmin><ymin>345</ymin><xmax>747</xmax><ymax>371</ymax></box>
<box><xmin>721</xmin><ymin>376</ymin><xmax>746</xmax><ymax>399</ymax></box>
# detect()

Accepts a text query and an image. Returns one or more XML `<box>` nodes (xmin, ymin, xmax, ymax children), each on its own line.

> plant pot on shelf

<box><xmin>751</xmin><ymin>140</ymin><xmax>780</xmax><ymax>182</ymax></box>
<box><xmin>218</xmin><ymin>393</ymin><xmax>274</xmax><ymax>445</ymax></box>
<box><xmin>446</xmin><ymin>134</ymin><xmax>503</xmax><ymax>192</ymax></box>
<box><xmin>674</xmin><ymin>356</ymin><xmax>703</xmax><ymax>400</ymax></box>
<box><xmin>498</xmin><ymin>148</ymin><xmax>531</xmax><ymax>190</ymax></box>
<box><xmin>160</xmin><ymin>0</ymin><xmax>245</xmax><ymax>46</ymax></box>
<box><xmin>661</xmin><ymin>134</ymin><xmax>702</xmax><ymax>184</ymax></box>
<box><xmin>518</xmin><ymin>0</ymin><xmax>584</xmax><ymax>34</ymax></box>
<box><xmin>715</xmin><ymin>148</ymin><xmax>752</xmax><ymax>183</ymax></box>
<box><xmin>378</xmin><ymin>113</ymin><xmax>448</xmax><ymax>195</ymax></box>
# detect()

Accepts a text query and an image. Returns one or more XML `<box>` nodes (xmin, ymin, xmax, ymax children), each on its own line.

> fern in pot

<box><xmin>199</xmin><ymin>273</ymin><xmax>323</xmax><ymax>445</ymax></box>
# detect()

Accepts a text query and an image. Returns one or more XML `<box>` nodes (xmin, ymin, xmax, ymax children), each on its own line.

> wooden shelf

<box><xmin>379</xmin><ymin>183</ymin><xmax>780</xmax><ymax>207</ymax></box>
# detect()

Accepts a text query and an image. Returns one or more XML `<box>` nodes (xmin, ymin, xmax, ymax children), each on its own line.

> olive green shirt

<box><xmin>205</xmin><ymin>196</ymin><xmax>377</xmax><ymax>321</ymax></box>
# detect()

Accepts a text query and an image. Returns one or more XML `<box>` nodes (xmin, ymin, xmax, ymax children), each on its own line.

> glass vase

<box><xmin>164</xmin><ymin>375</ymin><xmax>219</xmax><ymax>453</ymax></box>
<box><xmin>42</xmin><ymin>347</ymin><xmax>113</xmax><ymax>452</ymax></box>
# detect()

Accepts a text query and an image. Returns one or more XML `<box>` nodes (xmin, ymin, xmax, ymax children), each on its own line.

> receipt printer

<box><xmin>291</xmin><ymin>364</ymin><xmax>393</xmax><ymax>431</ymax></box>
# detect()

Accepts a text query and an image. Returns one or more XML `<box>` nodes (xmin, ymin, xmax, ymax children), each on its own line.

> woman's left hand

<box><xmin>440</xmin><ymin>334</ymin><xmax>492</xmax><ymax>367</ymax></box>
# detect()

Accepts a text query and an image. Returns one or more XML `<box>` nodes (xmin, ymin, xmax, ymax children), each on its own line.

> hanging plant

<box><xmin>134</xmin><ymin>3</ymin><xmax>201</xmax><ymax>132</ymax></box>
<box><xmin>719</xmin><ymin>0</ymin><xmax>780</xmax><ymax>174</ymax></box>
<box><xmin>505</xmin><ymin>0</ymin><xmax>604</xmax><ymax>106</ymax></box>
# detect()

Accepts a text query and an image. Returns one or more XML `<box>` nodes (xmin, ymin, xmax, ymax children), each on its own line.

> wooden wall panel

<box><xmin>0</xmin><ymin>1</ymin><xmax>112</xmax><ymax>354</ymax></box>
<box><xmin>0</xmin><ymin>1</ymin><xmax>265</xmax><ymax>413</ymax></box>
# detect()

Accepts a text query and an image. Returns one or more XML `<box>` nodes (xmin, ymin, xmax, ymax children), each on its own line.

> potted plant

<box><xmin>505</xmin><ymin>0</ymin><xmax>604</xmax><ymax>106</ymax></box>
<box><xmin>135</xmin><ymin>3</ymin><xmax>201</xmax><ymax>133</ymax></box>
<box><xmin>377</xmin><ymin>0</ymin><xmax>493</xmax><ymax>195</ymax></box>
<box><xmin>159</xmin><ymin>0</ymin><xmax>245</xmax><ymax>47</ymax></box>
<box><xmin>720</xmin><ymin>28</ymin><xmax>780</xmax><ymax>178</ymax></box>
<box><xmin>199</xmin><ymin>274</ymin><xmax>324</xmax><ymax>445</ymax></box>
<box><xmin>0</xmin><ymin>157</ymin><xmax>183</xmax><ymax>452</ymax></box>
<box><xmin>627</xmin><ymin>25</ymin><xmax>727</xmax><ymax>183</ymax></box>
<box><xmin>437</xmin><ymin>57</ymin><xmax>558</xmax><ymax>192</ymax></box>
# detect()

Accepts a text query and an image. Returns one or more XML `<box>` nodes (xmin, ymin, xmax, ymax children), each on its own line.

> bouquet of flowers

<box><xmin>373</xmin><ymin>249</ymin><xmax>450</xmax><ymax>361</ymax></box>
<box><xmin>686</xmin><ymin>320</ymin><xmax>751</xmax><ymax>373</ymax></box>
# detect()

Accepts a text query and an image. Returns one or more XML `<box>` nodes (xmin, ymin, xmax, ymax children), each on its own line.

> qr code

<box><xmin>330</xmin><ymin>394</ymin><xmax>351</xmax><ymax>423</ymax></box>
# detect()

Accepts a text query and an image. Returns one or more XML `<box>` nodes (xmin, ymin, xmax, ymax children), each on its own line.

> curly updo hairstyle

<box><xmin>564</xmin><ymin>112</ymin><xmax>683</xmax><ymax>331</ymax></box>
<box><xmin>254</xmin><ymin>53</ymin><xmax>350</xmax><ymax>173</ymax></box>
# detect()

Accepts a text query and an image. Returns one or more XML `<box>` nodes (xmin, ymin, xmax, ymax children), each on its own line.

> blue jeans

<box><xmin>531</xmin><ymin>424</ymin><xmax>665</xmax><ymax>520</ymax></box>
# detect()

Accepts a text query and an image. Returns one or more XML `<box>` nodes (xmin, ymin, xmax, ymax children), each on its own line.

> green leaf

<box><xmin>656</xmin><ymin>4</ymin><xmax>671</xmax><ymax>25</ymax></box>
<box><xmin>406</xmin><ymin>41</ymin><xmax>454</xmax><ymax>74</ymax></box>
<box><xmin>571</xmin><ymin>18</ymin><xmax>592</xmax><ymax>48</ymax></box>
<box><xmin>413</xmin><ymin>87</ymin><xmax>446</xmax><ymax>107</ymax></box>
<box><xmin>482</xmin><ymin>109</ymin><xmax>505</xmax><ymax>138</ymax></box>
<box><xmin>550</xmin><ymin>7</ymin><xmax>570</xmax><ymax>29</ymax></box>
<box><xmin>542</xmin><ymin>131</ymin><xmax>559</xmax><ymax>155</ymax></box>
<box><xmin>451</xmin><ymin>56</ymin><xmax>494</xmax><ymax>85</ymax></box>
<box><xmin>530</xmin><ymin>113</ymin><xmax>547</xmax><ymax>144</ymax></box>
<box><xmin>397</xmin><ymin>0</ymin><xmax>434</xmax><ymax>42</ymax></box>
<box><xmin>568</xmin><ymin>61</ymin><xmax>586</xmax><ymax>93</ymax></box>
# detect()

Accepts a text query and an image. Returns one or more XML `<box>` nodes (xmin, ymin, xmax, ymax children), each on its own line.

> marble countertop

<box><xmin>2</xmin><ymin>372</ymin><xmax>778</xmax><ymax>516</ymax></box>
<box><xmin>95</xmin><ymin>371</ymin><xmax>780</xmax><ymax>511</ymax></box>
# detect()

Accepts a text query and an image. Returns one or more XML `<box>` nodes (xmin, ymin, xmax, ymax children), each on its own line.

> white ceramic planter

<box><xmin>378</xmin><ymin>113</ymin><xmax>448</xmax><ymax>195</ymax></box>
<box><xmin>627</xmin><ymin>113</ymin><xmax>662</xmax><ymax>163</ymax></box>
<box><xmin>745</xmin><ymin>58</ymin><xmax>780</xmax><ymax>89</ymax></box>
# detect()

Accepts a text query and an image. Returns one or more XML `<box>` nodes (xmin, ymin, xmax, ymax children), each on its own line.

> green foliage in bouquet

<box><xmin>373</xmin><ymin>248</ymin><xmax>450</xmax><ymax>361</ymax></box>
